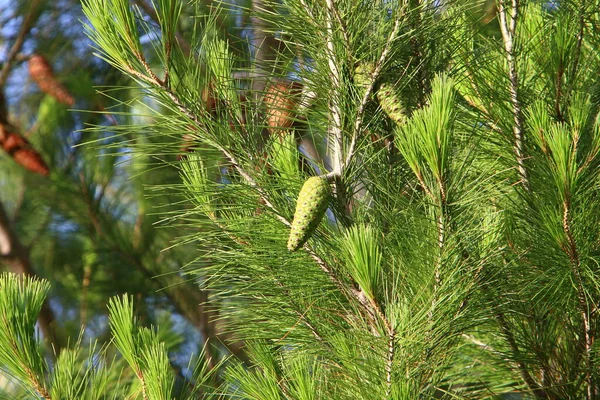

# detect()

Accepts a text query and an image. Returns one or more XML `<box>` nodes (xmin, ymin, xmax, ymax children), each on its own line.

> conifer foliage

<box><xmin>3</xmin><ymin>0</ymin><xmax>600</xmax><ymax>398</ymax></box>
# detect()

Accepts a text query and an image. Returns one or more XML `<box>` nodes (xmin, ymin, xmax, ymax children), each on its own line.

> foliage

<box><xmin>3</xmin><ymin>0</ymin><xmax>600</xmax><ymax>399</ymax></box>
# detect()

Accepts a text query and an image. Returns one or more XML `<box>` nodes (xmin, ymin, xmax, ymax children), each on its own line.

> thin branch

<box><xmin>342</xmin><ymin>7</ymin><xmax>404</xmax><ymax>174</ymax></box>
<box><xmin>324</xmin><ymin>0</ymin><xmax>343</xmax><ymax>175</ymax></box>
<box><xmin>328</xmin><ymin>0</ymin><xmax>352</xmax><ymax>68</ymax></box>
<box><xmin>385</xmin><ymin>328</ymin><xmax>396</xmax><ymax>398</ymax></box>
<box><xmin>562</xmin><ymin>200</ymin><xmax>594</xmax><ymax>400</ymax></box>
<box><xmin>497</xmin><ymin>0</ymin><xmax>529</xmax><ymax>189</ymax></box>
<box><xmin>0</xmin><ymin>0</ymin><xmax>42</xmax><ymax>87</ymax></box>
<box><xmin>462</xmin><ymin>333</ymin><xmax>501</xmax><ymax>355</ymax></box>
<box><xmin>135</xmin><ymin>368</ymin><xmax>149</xmax><ymax>400</ymax></box>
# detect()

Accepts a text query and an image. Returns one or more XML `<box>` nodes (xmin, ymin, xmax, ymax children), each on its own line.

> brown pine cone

<box><xmin>28</xmin><ymin>54</ymin><xmax>75</xmax><ymax>106</ymax></box>
<box><xmin>1</xmin><ymin>129</ymin><xmax>49</xmax><ymax>176</ymax></box>
<box><xmin>264</xmin><ymin>80</ymin><xmax>302</xmax><ymax>136</ymax></box>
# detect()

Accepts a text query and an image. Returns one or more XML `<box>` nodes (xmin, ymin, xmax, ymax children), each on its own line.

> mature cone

<box><xmin>28</xmin><ymin>54</ymin><xmax>75</xmax><ymax>106</ymax></box>
<box><xmin>376</xmin><ymin>82</ymin><xmax>406</xmax><ymax>126</ymax></box>
<box><xmin>0</xmin><ymin>127</ymin><xmax>49</xmax><ymax>176</ymax></box>
<box><xmin>287</xmin><ymin>176</ymin><xmax>330</xmax><ymax>251</ymax></box>
<box><xmin>264</xmin><ymin>80</ymin><xmax>302</xmax><ymax>137</ymax></box>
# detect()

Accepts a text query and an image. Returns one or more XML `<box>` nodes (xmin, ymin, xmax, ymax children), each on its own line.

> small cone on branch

<box><xmin>28</xmin><ymin>54</ymin><xmax>75</xmax><ymax>106</ymax></box>
<box><xmin>376</xmin><ymin>82</ymin><xmax>406</xmax><ymax>126</ymax></box>
<box><xmin>287</xmin><ymin>176</ymin><xmax>330</xmax><ymax>251</ymax></box>
<box><xmin>354</xmin><ymin>62</ymin><xmax>374</xmax><ymax>92</ymax></box>
<box><xmin>264</xmin><ymin>80</ymin><xmax>303</xmax><ymax>137</ymax></box>
<box><xmin>0</xmin><ymin>126</ymin><xmax>49</xmax><ymax>176</ymax></box>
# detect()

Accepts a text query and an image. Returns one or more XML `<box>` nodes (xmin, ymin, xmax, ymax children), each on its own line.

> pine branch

<box><xmin>344</xmin><ymin>6</ymin><xmax>404</xmax><ymax>174</ymax></box>
<box><xmin>323</xmin><ymin>0</ymin><xmax>343</xmax><ymax>176</ymax></box>
<box><xmin>115</xmin><ymin>50</ymin><xmax>389</xmax><ymax>333</ymax></box>
<box><xmin>384</xmin><ymin>327</ymin><xmax>395</xmax><ymax>398</ymax></box>
<box><xmin>562</xmin><ymin>199</ymin><xmax>595</xmax><ymax>400</ymax></box>
<box><xmin>497</xmin><ymin>0</ymin><xmax>529</xmax><ymax>189</ymax></box>
<box><xmin>0</xmin><ymin>0</ymin><xmax>42</xmax><ymax>87</ymax></box>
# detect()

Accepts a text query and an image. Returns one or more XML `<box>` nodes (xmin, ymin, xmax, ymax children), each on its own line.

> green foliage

<box><xmin>0</xmin><ymin>273</ymin><xmax>215</xmax><ymax>399</ymax></box>
<box><xmin>4</xmin><ymin>0</ymin><xmax>600</xmax><ymax>398</ymax></box>
<box><xmin>108</xmin><ymin>295</ymin><xmax>175</xmax><ymax>400</ymax></box>
<box><xmin>339</xmin><ymin>224</ymin><xmax>382</xmax><ymax>301</ymax></box>
<box><xmin>0</xmin><ymin>274</ymin><xmax>50</xmax><ymax>398</ymax></box>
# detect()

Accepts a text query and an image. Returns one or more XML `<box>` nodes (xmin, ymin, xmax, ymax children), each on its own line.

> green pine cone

<box><xmin>287</xmin><ymin>176</ymin><xmax>330</xmax><ymax>251</ymax></box>
<box><xmin>354</xmin><ymin>62</ymin><xmax>374</xmax><ymax>92</ymax></box>
<box><xmin>376</xmin><ymin>82</ymin><xmax>406</xmax><ymax>126</ymax></box>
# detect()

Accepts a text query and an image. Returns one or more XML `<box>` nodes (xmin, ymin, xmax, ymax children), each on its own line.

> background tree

<box><xmin>0</xmin><ymin>0</ymin><xmax>249</xmax><ymax>397</ymax></box>
<box><xmin>2</xmin><ymin>0</ymin><xmax>600</xmax><ymax>399</ymax></box>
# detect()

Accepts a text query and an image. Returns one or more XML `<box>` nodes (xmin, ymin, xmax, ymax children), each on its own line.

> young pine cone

<box><xmin>264</xmin><ymin>80</ymin><xmax>303</xmax><ymax>137</ymax></box>
<box><xmin>376</xmin><ymin>82</ymin><xmax>406</xmax><ymax>126</ymax></box>
<box><xmin>287</xmin><ymin>176</ymin><xmax>330</xmax><ymax>251</ymax></box>
<box><xmin>28</xmin><ymin>54</ymin><xmax>75</xmax><ymax>106</ymax></box>
<box><xmin>1</xmin><ymin>129</ymin><xmax>49</xmax><ymax>176</ymax></box>
<box><xmin>354</xmin><ymin>62</ymin><xmax>374</xmax><ymax>92</ymax></box>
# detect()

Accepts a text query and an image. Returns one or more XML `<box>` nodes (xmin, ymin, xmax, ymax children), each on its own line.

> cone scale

<box><xmin>376</xmin><ymin>82</ymin><xmax>405</xmax><ymax>126</ymax></box>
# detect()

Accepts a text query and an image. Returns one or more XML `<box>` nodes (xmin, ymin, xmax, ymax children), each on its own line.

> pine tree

<box><xmin>3</xmin><ymin>0</ymin><xmax>600</xmax><ymax>398</ymax></box>
<box><xmin>0</xmin><ymin>1</ymin><xmax>245</xmax><ymax>397</ymax></box>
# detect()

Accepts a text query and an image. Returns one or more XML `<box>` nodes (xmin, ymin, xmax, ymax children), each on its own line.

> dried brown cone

<box><xmin>28</xmin><ymin>54</ymin><xmax>75</xmax><ymax>106</ymax></box>
<box><xmin>0</xmin><ymin>127</ymin><xmax>49</xmax><ymax>176</ymax></box>
<box><xmin>264</xmin><ymin>80</ymin><xmax>303</xmax><ymax>137</ymax></box>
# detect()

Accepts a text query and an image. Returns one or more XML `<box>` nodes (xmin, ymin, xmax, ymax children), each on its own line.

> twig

<box><xmin>135</xmin><ymin>368</ymin><xmax>149</xmax><ymax>400</ymax></box>
<box><xmin>328</xmin><ymin>0</ymin><xmax>352</xmax><ymax>64</ymax></box>
<box><xmin>497</xmin><ymin>0</ymin><xmax>529</xmax><ymax>190</ymax></box>
<box><xmin>562</xmin><ymin>200</ymin><xmax>594</xmax><ymax>400</ymax></box>
<box><xmin>324</xmin><ymin>0</ymin><xmax>343</xmax><ymax>175</ymax></box>
<box><xmin>462</xmin><ymin>333</ymin><xmax>500</xmax><ymax>355</ymax></box>
<box><xmin>342</xmin><ymin>7</ymin><xmax>404</xmax><ymax>174</ymax></box>
<box><xmin>385</xmin><ymin>327</ymin><xmax>396</xmax><ymax>398</ymax></box>
<box><xmin>0</xmin><ymin>0</ymin><xmax>42</xmax><ymax>87</ymax></box>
